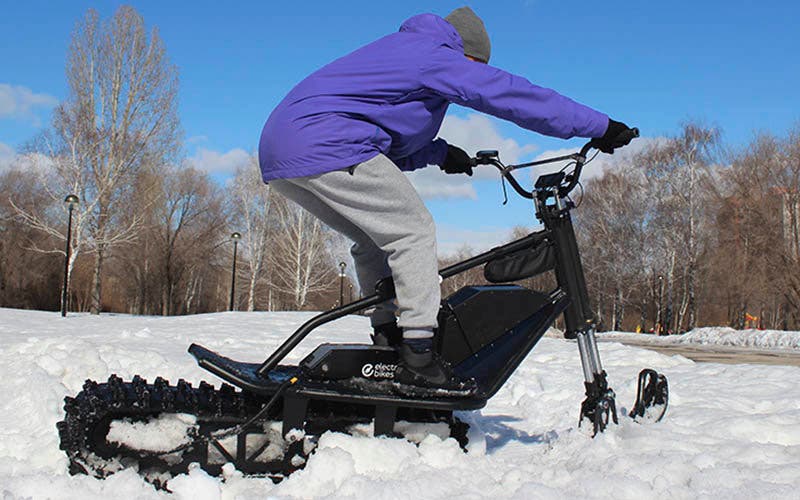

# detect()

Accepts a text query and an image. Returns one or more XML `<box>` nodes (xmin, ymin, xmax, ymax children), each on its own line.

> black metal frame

<box><xmin>259</xmin><ymin>143</ymin><xmax>600</xmax><ymax>377</ymax></box>
<box><xmin>256</xmin><ymin>229</ymin><xmax>562</xmax><ymax>376</ymax></box>
<box><xmin>254</xmin><ymin>138</ymin><xmax>636</xmax><ymax>431</ymax></box>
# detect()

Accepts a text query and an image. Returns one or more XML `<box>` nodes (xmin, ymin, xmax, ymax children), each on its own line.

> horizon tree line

<box><xmin>1</xmin><ymin>6</ymin><xmax>799</xmax><ymax>331</ymax></box>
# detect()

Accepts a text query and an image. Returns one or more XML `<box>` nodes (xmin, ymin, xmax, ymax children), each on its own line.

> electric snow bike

<box><xmin>57</xmin><ymin>133</ymin><xmax>668</xmax><ymax>484</ymax></box>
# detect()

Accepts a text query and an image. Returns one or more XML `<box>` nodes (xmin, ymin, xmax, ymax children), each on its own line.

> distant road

<box><xmin>599</xmin><ymin>337</ymin><xmax>800</xmax><ymax>367</ymax></box>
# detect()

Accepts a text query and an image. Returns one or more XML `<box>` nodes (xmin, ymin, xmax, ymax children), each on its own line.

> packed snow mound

<box><xmin>2</xmin><ymin>307</ymin><xmax>800</xmax><ymax>498</ymax></box>
<box><xmin>601</xmin><ymin>327</ymin><xmax>800</xmax><ymax>350</ymax></box>
<box><xmin>681</xmin><ymin>327</ymin><xmax>800</xmax><ymax>349</ymax></box>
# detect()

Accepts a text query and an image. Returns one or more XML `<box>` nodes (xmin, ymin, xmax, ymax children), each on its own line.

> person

<box><xmin>258</xmin><ymin>7</ymin><xmax>635</xmax><ymax>389</ymax></box>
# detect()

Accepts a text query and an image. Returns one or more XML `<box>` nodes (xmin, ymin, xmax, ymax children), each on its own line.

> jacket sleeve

<box><xmin>419</xmin><ymin>46</ymin><xmax>609</xmax><ymax>139</ymax></box>
<box><xmin>389</xmin><ymin>138</ymin><xmax>449</xmax><ymax>172</ymax></box>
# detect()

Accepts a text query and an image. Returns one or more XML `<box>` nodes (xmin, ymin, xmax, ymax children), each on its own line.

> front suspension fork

<box><xmin>575</xmin><ymin>327</ymin><xmax>618</xmax><ymax>434</ymax></box>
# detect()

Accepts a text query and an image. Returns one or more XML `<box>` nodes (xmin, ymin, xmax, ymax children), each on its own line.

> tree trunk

<box><xmin>247</xmin><ymin>271</ymin><xmax>257</xmax><ymax>312</ymax></box>
<box><xmin>90</xmin><ymin>243</ymin><xmax>106</xmax><ymax>314</ymax></box>
<box><xmin>687</xmin><ymin>256</ymin><xmax>697</xmax><ymax>330</ymax></box>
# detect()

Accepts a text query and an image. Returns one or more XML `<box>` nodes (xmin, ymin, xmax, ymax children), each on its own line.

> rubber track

<box><xmin>57</xmin><ymin>374</ymin><xmax>289</xmax><ymax>481</ymax></box>
<box><xmin>57</xmin><ymin>374</ymin><xmax>470</xmax><ymax>484</ymax></box>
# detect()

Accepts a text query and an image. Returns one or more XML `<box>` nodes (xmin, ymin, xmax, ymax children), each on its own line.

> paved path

<box><xmin>598</xmin><ymin>337</ymin><xmax>800</xmax><ymax>367</ymax></box>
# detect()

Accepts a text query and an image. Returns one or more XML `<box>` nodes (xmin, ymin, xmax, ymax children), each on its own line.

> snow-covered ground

<box><xmin>2</xmin><ymin>307</ymin><xmax>800</xmax><ymax>499</ymax></box>
<box><xmin>601</xmin><ymin>327</ymin><xmax>800</xmax><ymax>351</ymax></box>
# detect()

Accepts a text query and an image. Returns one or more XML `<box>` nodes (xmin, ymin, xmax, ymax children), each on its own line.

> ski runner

<box><xmin>258</xmin><ymin>7</ymin><xmax>635</xmax><ymax>390</ymax></box>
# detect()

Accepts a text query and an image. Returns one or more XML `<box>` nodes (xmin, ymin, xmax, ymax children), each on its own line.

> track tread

<box><xmin>57</xmin><ymin>374</ymin><xmax>470</xmax><ymax>485</ymax></box>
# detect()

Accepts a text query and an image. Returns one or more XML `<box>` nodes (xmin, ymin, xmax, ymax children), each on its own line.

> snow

<box><xmin>601</xmin><ymin>326</ymin><xmax>800</xmax><ymax>351</ymax></box>
<box><xmin>2</xmin><ymin>307</ymin><xmax>800</xmax><ymax>498</ymax></box>
<box><xmin>107</xmin><ymin>414</ymin><xmax>197</xmax><ymax>453</ymax></box>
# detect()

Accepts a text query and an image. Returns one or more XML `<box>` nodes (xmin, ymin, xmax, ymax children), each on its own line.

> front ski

<box><xmin>628</xmin><ymin>369</ymin><xmax>669</xmax><ymax>423</ymax></box>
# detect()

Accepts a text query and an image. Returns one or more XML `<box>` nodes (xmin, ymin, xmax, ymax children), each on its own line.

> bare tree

<box><xmin>230</xmin><ymin>156</ymin><xmax>273</xmax><ymax>311</ymax></box>
<box><xmin>0</xmin><ymin>166</ymin><xmax>63</xmax><ymax>309</ymax></box>
<box><xmin>268</xmin><ymin>194</ymin><xmax>336</xmax><ymax>309</ymax></box>
<box><xmin>641</xmin><ymin>122</ymin><xmax>720</xmax><ymax>331</ymax></box>
<box><xmin>579</xmin><ymin>169</ymin><xmax>655</xmax><ymax>330</ymax></box>
<box><xmin>721</xmin><ymin>127</ymin><xmax>800</xmax><ymax>328</ymax></box>
<box><xmin>14</xmin><ymin>7</ymin><xmax>181</xmax><ymax>314</ymax></box>
<box><xmin>110</xmin><ymin>165</ymin><xmax>228</xmax><ymax>315</ymax></box>
<box><xmin>154</xmin><ymin>166</ymin><xmax>226</xmax><ymax>315</ymax></box>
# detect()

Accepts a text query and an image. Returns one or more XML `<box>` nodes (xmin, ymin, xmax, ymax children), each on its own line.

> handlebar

<box><xmin>473</xmin><ymin>128</ymin><xmax>639</xmax><ymax>201</ymax></box>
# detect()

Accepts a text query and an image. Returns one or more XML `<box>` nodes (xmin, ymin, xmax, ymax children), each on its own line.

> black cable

<box><xmin>574</xmin><ymin>180</ymin><xmax>585</xmax><ymax>208</ymax></box>
<box><xmin>583</xmin><ymin>150</ymin><xmax>600</xmax><ymax>167</ymax></box>
<box><xmin>145</xmin><ymin>376</ymin><xmax>298</xmax><ymax>458</ymax></box>
<box><xmin>559</xmin><ymin>160</ymin><xmax>577</xmax><ymax>173</ymax></box>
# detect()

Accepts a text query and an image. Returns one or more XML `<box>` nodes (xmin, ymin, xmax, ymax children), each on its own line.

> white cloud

<box><xmin>0</xmin><ymin>84</ymin><xmax>58</xmax><ymax>124</ymax></box>
<box><xmin>407</xmin><ymin>113</ymin><xmax>538</xmax><ymax>200</ymax></box>
<box><xmin>407</xmin><ymin>166</ymin><xmax>479</xmax><ymax>200</ymax></box>
<box><xmin>188</xmin><ymin>147</ymin><xmax>251</xmax><ymax>176</ymax></box>
<box><xmin>0</xmin><ymin>142</ymin><xmax>14</xmax><ymax>171</ymax></box>
<box><xmin>439</xmin><ymin>114</ymin><xmax>538</xmax><ymax>164</ymax></box>
<box><xmin>0</xmin><ymin>148</ymin><xmax>56</xmax><ymax>177</ymax></box>
<box><xmin>14</xmin><ymin>151</ymin><xmax>56</xmax><ymax>175</ymax></box>
<box><xmin>525</xmin><ymin>136</ymin><xmax>666</xmax><ymax>184</ymax></box>
<box><xmin>436</xmin><ymin>224</ymin><xmax>520</xmax><ymax>257</ymax></box>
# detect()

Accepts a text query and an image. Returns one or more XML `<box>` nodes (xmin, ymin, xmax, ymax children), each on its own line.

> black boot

<box><xmin>371</xmin><ymin>321</ymin><xmax>403</xmax><ymax>347</ymax></box>
<box><xmin>394</xmin><ymin>338</ymin><xmax>476</xmax><ymax>393</ymax></box>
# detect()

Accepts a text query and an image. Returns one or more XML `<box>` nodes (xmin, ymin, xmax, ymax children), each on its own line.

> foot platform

<box><xmin>189</xmin><ymin>343</ymin><xmax>486</xmax><ymax>411</ymax></box>
<box><xmin>188</xmin><ymin>344</ymin><xmax>298</xmax><ymax>395</ymax></box>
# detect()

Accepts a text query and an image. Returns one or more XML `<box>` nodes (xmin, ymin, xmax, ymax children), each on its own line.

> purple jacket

<box><xmin>258</xmin><ymin>14</ymin><xmax>608</xmax><ymax>182</ymax></box>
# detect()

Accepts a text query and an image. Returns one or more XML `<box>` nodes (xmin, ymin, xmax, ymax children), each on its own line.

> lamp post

<box><xmin>61</xmin><ymin>194</ymin><xmax>79</xmax><ymax>317</ymax></box>
<box><xmin>229</xmin><ymin>232</ymin><xmax>241</xmax><ymax>311</ymax></box>
<box><xmin>338</xmin><ymin>261</ymin><xmax>347</xmax><ymax>307</ymax></box>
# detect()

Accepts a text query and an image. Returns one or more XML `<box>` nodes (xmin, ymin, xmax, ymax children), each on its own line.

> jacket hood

<box><xmin>399</xmin><ymin>14</ymin><xmax>463</xmax><ymax>52</ymax></box>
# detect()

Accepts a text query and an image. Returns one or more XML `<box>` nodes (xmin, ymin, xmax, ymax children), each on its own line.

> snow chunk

<box><xmin>107</xmin><ymin>413</ymin><xmax>197</xmax><ymax>453</ymax></box>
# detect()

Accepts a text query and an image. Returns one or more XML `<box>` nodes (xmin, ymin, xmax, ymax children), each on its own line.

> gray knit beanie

<box><xmin>445</xmin><ymin>6</ymin><xmax>491</xmax><ymax>63</ymax></box>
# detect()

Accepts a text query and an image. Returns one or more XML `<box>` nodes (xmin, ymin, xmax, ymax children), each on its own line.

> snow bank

<box><xmin>601</xmin><ymin>327</ymin><xmax>800</xmax><ymax>351</ymax></box>
<box><xmin>2</xmin><ymin>307</ymin><xmax>800</xmax><ymax>498</ymax></box>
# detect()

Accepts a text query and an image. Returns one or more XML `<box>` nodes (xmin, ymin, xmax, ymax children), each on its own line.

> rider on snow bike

<box><xmin>258</xmin><ymin>6</ymin><xmax>636</xmax><ymax>389</ymax></box>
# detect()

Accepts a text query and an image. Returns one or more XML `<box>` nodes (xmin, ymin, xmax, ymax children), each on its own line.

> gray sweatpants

<box><xmin>269</xmin><ymin>154</ymin><xmax>440</xmax><ymax>333</ymax></box>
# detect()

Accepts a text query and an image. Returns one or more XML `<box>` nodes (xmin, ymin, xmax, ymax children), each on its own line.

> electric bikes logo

<box><xmin>361</xmin><ymin>363</ymin><xmax>397</xmax><ymax>379</ymax></box>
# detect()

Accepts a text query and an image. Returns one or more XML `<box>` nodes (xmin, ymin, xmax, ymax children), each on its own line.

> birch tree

<box><xmin>642</xmin><ymin>122</ymin><xmax>719</xmax><ymax>331</ymax></box>
<box><xmin>230</xmin><ymin>157</ymin><xmax>273</xmax><ymax>311</ymax></box>
<box><xmin>15</xmin><ymin>7</ymin><xmax>181</xmax><ymax>314</ymax></box>
<box><xmin>268</xmin><ymin>194</ymin><xmax>336</xmax><ymax>309</ymax></box>
<box><xmin>579</xmin><ymin>169</ymin><xmax>655</xmax><ymax>331</ymax></box>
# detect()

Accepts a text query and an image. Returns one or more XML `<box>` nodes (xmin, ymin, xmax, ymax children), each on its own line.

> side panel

<box><xmin>453</xmin><ymin>291</ymin><xmax>569</xmax><ymax>398</ymax></box>
<box><xmin>437</xmin><ymin>285</ymin><xmax>551</xmax><ymax>366</ymax></box>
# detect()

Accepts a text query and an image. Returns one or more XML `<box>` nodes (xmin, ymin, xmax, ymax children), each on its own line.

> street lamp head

<box><xmin>64</xmin><ymin>194</ymin><xmax>79</xmax><ymax>208</ymax></box>
<box><xmin>231</xmin><ymin>232</ymin><xmax>242</xmax><ymax>241</ymax></box>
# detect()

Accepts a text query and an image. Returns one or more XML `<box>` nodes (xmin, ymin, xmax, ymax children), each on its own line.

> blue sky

<box><xmin>2</xmin><ymin>0</ymin><xmax>799</xmax><ymax>253</ymax></box>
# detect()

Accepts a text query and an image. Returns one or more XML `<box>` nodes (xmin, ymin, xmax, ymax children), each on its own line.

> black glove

<box><xmin>440</xmin><ymin>145</ymin><xmax>474</xmax><ymax>176</ymax></box>
<box><xmin>591</xmin><ymin>119</ymin><xmax>637</xmax><ymax>154</ymax></box>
